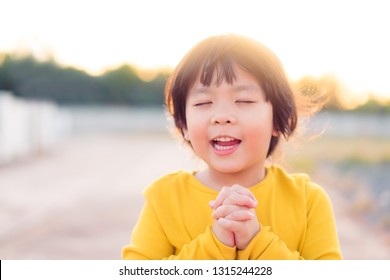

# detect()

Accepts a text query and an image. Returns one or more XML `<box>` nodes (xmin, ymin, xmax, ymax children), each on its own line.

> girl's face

<box><xmin>184</xmin><ymin>67</ymin><xmax>277</xmax><ymax>185</ymax></box>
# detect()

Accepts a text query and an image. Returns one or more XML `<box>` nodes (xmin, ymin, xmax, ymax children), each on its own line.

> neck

<box><xmin>196</xmin><ymin>166</ymin><xmax>267</xmax><ymax>191</ymax></box>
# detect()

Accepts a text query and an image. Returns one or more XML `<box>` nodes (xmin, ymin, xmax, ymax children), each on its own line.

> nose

<box><xmin>210</xmin><ymin>110</ymin><xmax>236</xmax><ymax>125</ymax></box>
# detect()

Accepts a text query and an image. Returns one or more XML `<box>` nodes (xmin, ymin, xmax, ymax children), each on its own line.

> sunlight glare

<box><xmin>0</xmin><ymin>0</ymin><xmax>389</xmax><ymax>100</ymax></box>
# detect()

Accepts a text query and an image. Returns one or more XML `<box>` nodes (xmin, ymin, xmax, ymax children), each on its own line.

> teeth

<box><xmin>214</xmin><ymin>144</ymin><xmax>235</xmax><ymax>150</ymax></box>
<box><xmin>214</xmin><ymin>137</ymin><xmax>236</xmax><ymax>142</ymax></box>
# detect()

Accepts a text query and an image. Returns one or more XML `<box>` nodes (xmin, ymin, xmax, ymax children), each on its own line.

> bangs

<box><xmin>199</xmin><ymin>55</ymin><xmax>238</xmax><ymax>86</ymax></box>
<box><xmin>182</xmin><ymin>36</ymin><xmax>248</xmax><ymax>89</ymax></box>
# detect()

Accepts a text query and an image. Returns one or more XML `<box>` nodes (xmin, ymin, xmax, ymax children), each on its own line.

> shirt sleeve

<box><xmin>237</xmin><ymin>182</ymin><xmax>342</xmax><ymax>260</ymax></box>
<box><xmin>236</xmin><ymin>225</ymin><xmax>302</xmax><ymax>260</ymax></box>
<box><xmin>122</xmin><ymin>193</ymin><xmax>236</xmax><ymax>260</ymax></box>
<box><xmin>299</xmin><ymin>182</ymin><xmax>342</xmax><ymax>259</ymax></box>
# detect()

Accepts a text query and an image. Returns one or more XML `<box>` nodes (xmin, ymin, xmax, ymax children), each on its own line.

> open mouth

<box><xmin>211</xmin><ymin>136</ymin><xmax>241</xmax><ymax>152</ymax></box>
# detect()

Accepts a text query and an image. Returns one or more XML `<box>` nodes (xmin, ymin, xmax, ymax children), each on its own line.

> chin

<box><xmin>212</xmin><ymin>165</ymin><xmax>246</xmax><ymax>175</ymax></box>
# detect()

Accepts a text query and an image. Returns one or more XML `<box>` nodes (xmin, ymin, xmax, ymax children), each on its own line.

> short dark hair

<box><xmin>165</xmin><ymin>34</ymin><xmax>297</xmax><ymax>157</ymax></box>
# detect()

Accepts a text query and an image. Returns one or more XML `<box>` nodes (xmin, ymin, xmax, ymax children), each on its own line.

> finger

<box><xmin>222</xmin><ymin>192</ymin><xmax>258</xmax><ymax>208</ymax></box>
<box><xmin>212</xmin><ymin>204</ymin><xmax>245</xmax><ymax>220</ymax></box>
<box><xmin>213</xmin><ymin>185</ymin><xmax>258</xmax><ymax>209</ymax></box>
<box><xmin>224</xmin><ymin>209</ymin><xmax>255</xmax><ymax>221</ymax></box>
<box><xmin>231</xmin><ymin>184</ymin><xmax>257</xmax><ymax>202</ymax></box>
<box><xmin>216</xmin><ymin>217</ymin><xmax>244</xmax><ymax>231</ymax></box>
<box><xmin>216</xmin><ymin>217</ymin><xmax>233</xmax><ymax>230</ymax></box>
<box><xmin>211</xmin><ymin>186</ymin><xmax>233</xmax><ymax>209</ymax></box>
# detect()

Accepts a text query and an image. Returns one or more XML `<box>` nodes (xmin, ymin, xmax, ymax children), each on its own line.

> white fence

<box><xmin>0</xmin><ymin>91</ymin><xmax>72</xmax><ymax>164</ymax></box>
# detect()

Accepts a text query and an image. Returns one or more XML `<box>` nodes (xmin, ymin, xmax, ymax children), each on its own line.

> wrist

<box><xmin>212</xmin><ymin>221</ymin><xmax>235</xmax><ymax>247</ymax></box>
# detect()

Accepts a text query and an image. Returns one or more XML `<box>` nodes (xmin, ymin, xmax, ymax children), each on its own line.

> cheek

<box><xmin>186</xmin><ymin>120</ymin><xmax>206</xmax><ymax>142</ymax></box>
<box><xmin>185</xmin><ymin>109</ymin><xmax>206</xmax><ymax>140</ymax></box>
<box><xmin>245</xmin><ymin>110</ymin><xmax>274</xmax><ymax>141</ymax></box>
<box><xmin>244</xmin><ymin>123</ymin><xmax>274</xmax><ymax>159</ymax></box>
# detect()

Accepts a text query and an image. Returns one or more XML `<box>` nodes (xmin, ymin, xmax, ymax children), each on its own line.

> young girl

<box><xmin>122</xmin><ymin>34</ymin><xmax>342</xmax><ymax>260</ymax></box>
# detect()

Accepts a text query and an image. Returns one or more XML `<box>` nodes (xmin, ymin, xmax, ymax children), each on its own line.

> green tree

<box><xmin>0</xmin><ymin>52</ymin><xmax>168</xmax><ymax>106</ymax></box>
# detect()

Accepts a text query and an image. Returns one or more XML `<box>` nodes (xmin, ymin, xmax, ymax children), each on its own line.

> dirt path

<box><xmin>326</xmin><ymin>186</ymin><xmax>390</xmax><ymax>259</ymax></box>
<box><xmin>0</xmin><ymin>132</ymin><xmax>389</xmax><ymax>259</ymax></box>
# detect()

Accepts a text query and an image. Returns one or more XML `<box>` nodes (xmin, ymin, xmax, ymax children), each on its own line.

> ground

<box><xmin>0</xmin><ymin>132</ymin><xmax>389</xmax><ymax>259</ymax></box>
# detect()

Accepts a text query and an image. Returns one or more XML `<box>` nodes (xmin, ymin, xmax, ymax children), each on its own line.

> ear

<box><xmin>183</xmin><ymin>129</ymin><xmax>190</xmax><ymax>141</ymax></box>
<box><xmin>272</xmin><ymin>129</ymin><xmax>279</xmax><ymax>137</ymax></box>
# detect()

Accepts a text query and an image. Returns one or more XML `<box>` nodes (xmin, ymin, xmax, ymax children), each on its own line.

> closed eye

<box><xmin>235</xmin><ymin>100</ymin><xmax>257</xmax><ymax>104</ymax></box>
<box><xmin>194</xmin><ymin>101</ymin><xmax>212</xmax><ymax>107</ymax></box>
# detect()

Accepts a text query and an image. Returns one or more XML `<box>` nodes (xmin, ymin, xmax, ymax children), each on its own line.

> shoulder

<box><xmin>268</xmin><ymin>164</ymin><xmax>330</xmax><ymax>201</ymax></box>
<box><xmin>268</xmin><ymin>164</ymin><xmax>310</xmax><ymax>189</ymax></box>
<box><xmin>143</xmin><ymin>169</ymin><xmax>194</xmax><ymax>199</ymax></box>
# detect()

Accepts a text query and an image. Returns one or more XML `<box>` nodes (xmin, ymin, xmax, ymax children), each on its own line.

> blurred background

<box><xmin>0</xmin><ymin>0</ymin><xmax>389</xmax><ymax>259</ymax></box>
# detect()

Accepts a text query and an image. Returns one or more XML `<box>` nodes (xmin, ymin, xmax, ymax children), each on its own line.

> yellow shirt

<box><xmin>122</xmin><ymin>165</ymin><xmax>342</xmax><ymax>260</ymax></box>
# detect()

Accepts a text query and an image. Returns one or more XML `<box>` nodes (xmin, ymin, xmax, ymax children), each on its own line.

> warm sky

<box><xmin>1</xmin><ymin>0</ymin><xmax>389</xmax><ymax>101</ymax></box>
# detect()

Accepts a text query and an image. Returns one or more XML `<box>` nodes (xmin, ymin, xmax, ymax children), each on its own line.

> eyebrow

<box><xmin>191</xmin><ymin>86</ymin><xmax>209</xmax><ymax>95</ymax></box>
<box><xmin>232</xmin><ymin>84</ymin><xmax>261</xmax><ymax>92</ymax></box>
<box><xmin>190</xmin><ymin>84</ymin><xmax>260</xmax><ymax>95</ymax></box>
